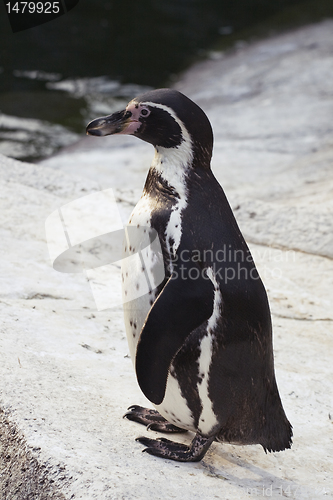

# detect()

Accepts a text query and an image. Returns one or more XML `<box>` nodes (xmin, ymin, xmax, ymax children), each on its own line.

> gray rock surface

<box><xmin>1</xmin><ymin>20</ymin><xmax>333</xmax><ymax>500</ymax></box>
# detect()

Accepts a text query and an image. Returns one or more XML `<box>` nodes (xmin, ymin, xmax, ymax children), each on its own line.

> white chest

<box><xmin>121</xmin><ymin>194</ymin><xmax>157</xmax><ymax>360</ymax></box>
<box><xmin>122</xmin><ymin>142</ymin><xmax>195</xmax><ymax>426</ymax></box>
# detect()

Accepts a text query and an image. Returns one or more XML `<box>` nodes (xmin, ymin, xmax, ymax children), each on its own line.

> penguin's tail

<box><xmin>261</xmin><ymin>417</ymin><xmax>293</xmax><ymax>453</ymax></box>
<box><xmin>260</xmin><ymin>391</ymin><xmax>293</xmax><ymax>453</ymax></box>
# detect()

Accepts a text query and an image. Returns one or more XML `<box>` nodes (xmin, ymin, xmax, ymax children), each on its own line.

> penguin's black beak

<box><xmin>86</xmin><ymin>109</ymin><xmax>133</xmax><ymax>137</ymax></box>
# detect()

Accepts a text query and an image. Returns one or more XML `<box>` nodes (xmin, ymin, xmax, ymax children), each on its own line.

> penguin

<box><xmin>86</xmin><ymin>88</ymin><xmax>292</xmax><ymax>462</ymax></box>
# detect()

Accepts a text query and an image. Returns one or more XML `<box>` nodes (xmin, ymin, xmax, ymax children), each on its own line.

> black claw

<box><xmin>123</xmin><ymin>411</ymin><xmax>137</xmax><ymax>421</ymax></box>
<box><xmin>135</xmin><ymin>436</ymin><xmax>155</xmax><ymax>446</ymax></box>
<box><xmin>127</xmin><ymin>404</ymin><xmax>144</xmax><ymax>411</ymax></box>
<box><xmin>142</xmin><ymin>447</ymin><xmax>158</xmax><ymax>456</ymax></box>
<box><xmin>124</xmin><ymin>405</ymin><xmax>187</xmax><ymax>433</ymax></box>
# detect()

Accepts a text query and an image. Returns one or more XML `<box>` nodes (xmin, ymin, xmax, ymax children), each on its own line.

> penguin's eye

<box><xmin>140</xmin><ymin>108</ymin><xmax>150</xmax><ymax>117</ymax></box>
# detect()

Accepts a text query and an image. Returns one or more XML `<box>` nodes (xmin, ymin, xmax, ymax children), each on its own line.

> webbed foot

<box><xmin>124</xmin><ymin>405</ymin><xmax>187</xmax><ymax>433</ymax></box>
<box><xmin>136</xmin><ymin>433</ymin><xmax>215</xmax><ymax>462</ymax></box>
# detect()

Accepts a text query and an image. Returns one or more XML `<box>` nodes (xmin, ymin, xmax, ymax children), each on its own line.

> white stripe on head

<box><xmin>136</xmin><ymin>102</ymin><xmax>193</xmax><ymax>261</ymax></box>
<box><xmin>137</xmin><ymin>101</ymin><xmax>193</xmax><ymax>193</ymax></box>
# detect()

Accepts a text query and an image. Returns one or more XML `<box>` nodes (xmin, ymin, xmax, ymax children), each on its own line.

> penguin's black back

<box><xmin>160</xmin><ymin>167</ymin><xmax>292</xmax><ymax>452</ymax></box>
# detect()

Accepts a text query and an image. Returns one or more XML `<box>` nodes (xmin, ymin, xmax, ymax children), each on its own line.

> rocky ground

<box><xmin>1</xmin><ymin>20</ymin><xmax>333</xmax><ymax>500</ymax></box>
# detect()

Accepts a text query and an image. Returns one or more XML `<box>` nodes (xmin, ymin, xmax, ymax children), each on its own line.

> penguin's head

<box><xmin>86</xmin><ymin>89</ymin><xmax>213</xmax><ymax>167</ymax></box>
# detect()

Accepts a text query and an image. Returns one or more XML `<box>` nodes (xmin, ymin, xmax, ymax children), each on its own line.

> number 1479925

<box><xmin>6</xmin><ymin>2</ymin><xmax>60</xmax><ymax>14</ymax></box>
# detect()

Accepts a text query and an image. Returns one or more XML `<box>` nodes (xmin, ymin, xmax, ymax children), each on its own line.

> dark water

<box><xmin>1</xmin><ymin>0</ymin><xmax>332</xmax><ymax>162</ymax></box>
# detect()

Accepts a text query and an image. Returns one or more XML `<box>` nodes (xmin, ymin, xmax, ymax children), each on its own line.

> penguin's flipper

<box><xmin>135</xmin><ymin>264</ymin><xmax>215</xmax><ymax>405</ymax></box>
<box><xmin>124</xmin><ymin>405</ymin><xmax>187</xmax><ymax>433</ymax></box>
<box><xmin>136</xmin><ymin>433</ymin><xmax>215</xmax><ymax>462</ymax></box>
